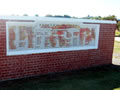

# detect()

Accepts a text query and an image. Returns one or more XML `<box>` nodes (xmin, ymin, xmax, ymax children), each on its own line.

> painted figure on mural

<box><xmin>80</xmin><ymin>28</ymin><xmax>95</xmax><ymax>46</ymax></box>
<box><xmin>49</xmin><ymin>30</ymin><xmax>57</xmax><ymax>47</ymax></box>
<box><xmin>19</xmin><ymin>26</ymin><xmax>26</xmax><ymax>47</ymax></box>
<box><xmin>26</xmin><ymin>27</ymin><xmax>34</xmax><ymax>48</ymax></box>
<box><xmin>51</xmin><ymin>24</ymin><xmax>74</xmax><ymax>47</ymax></box>
<box><xmin>9</xmin><ymin>26</ymin><xmax>16</xmax><ymax>49</ymax></box>
<box><xmin>19</xmin><ymin>26</ymin><xmax>34</xmax><ymax>48</ymax></box>
<box><xmin>57</xmin><ymin>30</ymin><xmax>66</xmax><ymax>47</ymax></box>
<box><xmin>85</xmin><ymin>29</ymin><xmax>95</xmax><ymax>45</ymax></box>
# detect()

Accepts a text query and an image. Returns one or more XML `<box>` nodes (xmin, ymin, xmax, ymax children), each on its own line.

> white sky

<box><xmin>0</xmin><ymin>0</ymin><xmax>120</xmax><ymax>18</ymax></box>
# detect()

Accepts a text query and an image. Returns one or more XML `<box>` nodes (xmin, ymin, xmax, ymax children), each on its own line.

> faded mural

<box><xmin>7</xmin><ymin>21</ymin><xmax>99</xmax><ymax>55</ymax></box>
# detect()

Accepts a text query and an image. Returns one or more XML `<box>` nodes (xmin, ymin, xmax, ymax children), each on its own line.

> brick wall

<box><xmin>0</xmin><ymin>19</ymin><xmax>116</xmax><ymax>81</ymax></box>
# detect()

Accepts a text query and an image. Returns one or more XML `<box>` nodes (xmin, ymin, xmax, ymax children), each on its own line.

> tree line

<box><xmin>22</xmin><ymin>14</ymin><xmax>119</xmax><ymax>31</ymax></box>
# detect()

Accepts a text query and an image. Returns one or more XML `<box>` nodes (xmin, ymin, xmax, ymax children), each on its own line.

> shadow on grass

<box><xmin>1</xmin><ymin>64</ymin><xmax>120</xmax><ymax>90</ymax></box>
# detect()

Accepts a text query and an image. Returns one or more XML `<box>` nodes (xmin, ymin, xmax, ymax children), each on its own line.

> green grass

<box><xmin>113</xmin><ymin>41</ymin><xmax>120</xmax><ymax>54</ymax></box>
<box><xmin>113</xmin><ymin>41</ymin><xmax>120</xmax><ymax>60</ymax></box>
<box><xmin>115</xmin><ymin>31</ymin><xmax>120</xmax><ymax>37</ymax></box>
<box><xmin>1</xmin><ymin>65</ymin><xmax>120</xmax><ymax>90</ymax></box>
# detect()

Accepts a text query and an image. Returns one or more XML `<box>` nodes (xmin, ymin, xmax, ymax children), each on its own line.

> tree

<box><xmin>64</xmin><ymin>15</ymin><xmax>71</xmax><ymax>18</ymax></box>
<box><xmin>35</xmin><ymin>14</ymin><xmax>39</xmax><ymax>17</ymax></box>
<box><xmin>54</xmin><ymin>15</ymin><xmax>64</xmax><ymax>18</ymax></box>
<box><xmin>102</xmin><ymin>15</ymin><xmax>117</xmax><ymax>21</ymax></box>
<box><xmin>82</xmin><ymin>15</ymin><xmax>117</xmax><ymax>20</ymax></box>
<box><xmin>45</xmin><ymin>14</ymin><xmax>73</xmax><ymax>18</ymax></box>
<box><xmin>23</xmin><ymin>14</ymin><xmax>28</xmax><ymax>16</ymax></box>
<box><xmin>45</xmin><ymin>14</ymin><xmax>53</xmax><ymax>17</ymax></box>
<box><xmin>117</xmin><ymin>21</ymin><xmax>120</xmax><ymax>31</ymax></box>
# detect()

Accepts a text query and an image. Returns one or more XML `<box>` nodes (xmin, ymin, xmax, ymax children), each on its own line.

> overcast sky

<box><xmin>0</xmin><ymin>0</ymin><xmax>120</xmax><ymax>18</ymax></box>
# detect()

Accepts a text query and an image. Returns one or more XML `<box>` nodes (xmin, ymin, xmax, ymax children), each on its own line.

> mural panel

<box><xmin>6</xmin><ymin>21</ymin><xmax>99</xmax><ymax>55</ymax></box>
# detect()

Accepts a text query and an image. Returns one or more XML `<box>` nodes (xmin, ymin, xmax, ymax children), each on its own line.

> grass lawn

<box><xmin>1</xmin><ymin>65</ymin><xmax>120</xmax><ymax>90</ymax></box>
<box><xmin>0</xmin><ymin>41</ymin><xmax>120</xmax><ymax>90</ymax></box>
<box><xmin>113</xmin><ymin>41</ymin><xmax>120</xmax><ymax>54</ymax></box>
<box><xmin>113</xmin><ymin>40</ymin><xmax>120</xmax><ymax>65</ymax></box>
<box><xmin>115</xmin><ymin>30</ymin><xmax>120</xmax><ymax>37</ymax></box>
<box><xmin>0</xmin><ymin>65</ymin><xmax>120</xmax><ymax>90</ymax></box>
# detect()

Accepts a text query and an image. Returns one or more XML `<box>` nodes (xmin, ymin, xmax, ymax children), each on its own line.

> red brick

<box><xmin>0</xmin><ymin>20</ymin><xmax>116</xmax><ymax>81</ymax></box>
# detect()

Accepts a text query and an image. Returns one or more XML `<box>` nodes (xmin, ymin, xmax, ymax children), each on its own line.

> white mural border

<box><xmin>6</xmin><ymin>21</ymin><xmax>100</xmax><ymax>56</ymax></box>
